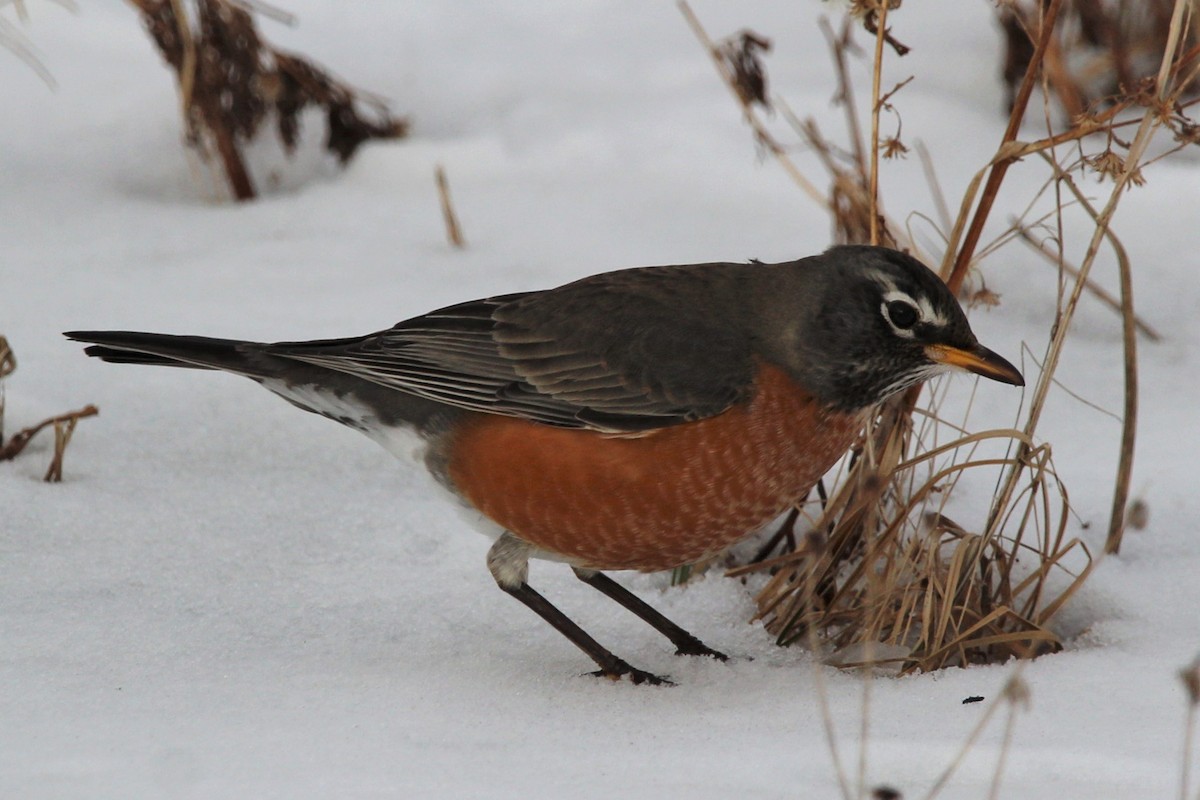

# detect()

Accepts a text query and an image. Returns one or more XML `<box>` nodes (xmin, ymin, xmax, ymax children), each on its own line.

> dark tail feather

<box><xmin>65</xmin><ymin>331</ymin><xmax>258</xmax><ymax>374</ymax></box>
<box><xmin>66</xmin><ymin>330</ymin><xmax>458</xmax><ymax>433</ymax></box>
<box><xmin>77</xmin><ymin>346</ymin><xmax>217</xmax><ymax>368</ymax></box>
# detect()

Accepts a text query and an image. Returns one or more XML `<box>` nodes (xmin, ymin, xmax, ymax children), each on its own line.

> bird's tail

<box><xmin>64</xmin><ymin>331</ymin><xmax>261</xmax><ymax>375</ymax></box>
<box><xmin>65</xmin><ymin>329</ymin><xmax>459</xmax><ymax>435</ymax></box>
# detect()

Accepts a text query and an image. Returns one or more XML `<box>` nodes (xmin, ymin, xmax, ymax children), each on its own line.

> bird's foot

<box><xmin>589</xmin><ymin>662</ymin><xmax>674</xmax><ymax>687</ymax></box>
<box><xmin>672</xmin><ymin>636</ymin><xmax>729</xmax><ymax>661</ymax></box>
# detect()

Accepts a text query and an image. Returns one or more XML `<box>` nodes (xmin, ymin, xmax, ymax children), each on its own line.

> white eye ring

<box><xmin>884</xmin><ymin>299</ymin><xmax>919</xmax><ymax>330</ymax></box>
<box><xmin>880</xmin><ymin>292</ymin><xmax>923</xmax><ymax>338</ymax></box>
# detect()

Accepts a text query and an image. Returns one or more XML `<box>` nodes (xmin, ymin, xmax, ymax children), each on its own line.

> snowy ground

<box><xmin>3</xmin><ymin>2</ymin><xmax>1199</xmax><ymax>798</ymax></box>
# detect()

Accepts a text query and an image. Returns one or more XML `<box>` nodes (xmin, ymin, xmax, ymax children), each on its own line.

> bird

<box><xmin>66</xmin><ymin>245</ymin><xmax>1024</xmax><ymax>685</ymax></box>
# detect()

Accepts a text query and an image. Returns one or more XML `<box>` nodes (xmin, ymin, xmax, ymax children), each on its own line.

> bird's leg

<box><xmin>499</xmin><ymin>583</ymin><xmax>673</xmax><ymax>686</ymax></box>
<box><xmin>487</xmin><ymin>533</ymin><xmax>671</xmax><ymax>686</ymax></box>
<box><xmin>571</xmin><ymin>568</ymin><xmax>728</xmax><ymax>661</ymax></box>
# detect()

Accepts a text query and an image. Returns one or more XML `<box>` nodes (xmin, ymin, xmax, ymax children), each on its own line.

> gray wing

<box><xmin>270</xmin><ymin>265</ymin><xmax>758</xmax><ymax>433</ymax></box>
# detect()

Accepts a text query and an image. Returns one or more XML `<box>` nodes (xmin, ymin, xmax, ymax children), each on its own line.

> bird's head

<box><xmin>760</xmin><ymin>245</ymin><xmax>1024</xmax><ymax>411</ymax></box>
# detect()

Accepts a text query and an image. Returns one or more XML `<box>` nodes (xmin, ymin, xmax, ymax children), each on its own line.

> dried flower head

<box><xmin>880</xmin><ymin>136</ymin><xmax>908</xmax><ymax>159</ymax></box>
<box><xmin>719</xmin><ymin>30</ymin><xmax>772</xmax><ymax>109</ymax></box>
<box><xmin>1084</xmin><ymin>150</ymin><xmax>1145</xmax><ymax>185</ymax></box>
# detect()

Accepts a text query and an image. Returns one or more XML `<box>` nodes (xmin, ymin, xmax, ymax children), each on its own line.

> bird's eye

<box><xmin>885</xmin><ymin>300</ymin><xmax>919</xmax><ymax>330</ymax></box>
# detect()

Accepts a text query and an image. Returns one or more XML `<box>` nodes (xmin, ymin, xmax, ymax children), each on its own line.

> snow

<box><xmin>3</xmin><ymin>2</ymin><xmax>1199</xmax><ymax>798</ymax></box>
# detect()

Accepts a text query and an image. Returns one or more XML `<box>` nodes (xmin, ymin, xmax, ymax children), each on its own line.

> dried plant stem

<box><xmin>971</xmin><ymin>94</ymin><xmax>1200</xmax><ymax>176</ymax></box>
<box><xmin>678</xmin><ymin>1</ymin><xmax>830</xmax><ymax>212</ymax></box>
<box><xmin>987</xmin><ymin>697</ymin><xmax>1019</xmax><ymax>799</ymax></box>
<box><xmin>0</xmin><ymin>404</ymin><xmax>99</xmax><ymax>471</ymax></box>
<box><xmin>1098</xmin><ymin>0</ymin><xmax>1192</xmax><ymax>554</ymax></box>
<box><xmin>857</xmin><ymin>573</ymin><xmax>878</xmax><ymax>800</ymax></box>
<box><xmin>867</xmin><ymin>0</ymin><xmax>889</xmax><ymax>246</ymax></box>
<box><xmin>916</xmin><ymin>140</ymin><xmax>952</xmax><ymax>234</ymax></box>
<box><xmin>45</xmin><ymin>416</ymin><xmax>79</xmax><ymax>482</ymax></box>
<box><xmin>811</xmin><ymin>650</ymin><xmax>853</xmax><ymax>800</ymax></box>
<box><xmin>819</xmin><ymin>17</ymin><xmax>867</xmax><ymax>176</ymax></box>
<box><xmin>993</xmin><ymin>107</ymin><xmax>1129</xmax><ymax>162</ymax></box>
<box><xmin>855</xmin><ymin>664</ymin><xmax>873</xmax><ymax>795</ymax></box>
<box><xmin>1012</xmin><ymin>221</ymin><xmax>1161</xmax><ymax>341</ymax></box>
<box><xmin>920</xmin><ymin>686</ymin><xmax>1007</xmax><ymax>798</ymax></box>
<box><xmin>685</xmin><ymin>4</ymin><xmax>915</xmax><ymax>251</ymax></box>
<box><xmin>435</xmin><ymin>164</ymin><xmax>467</xmax><ymax>249</ymax></box>
<box><xmin>947</xmin><ymin>0</ymin><xmax>1065</xmax><ymax>293</ymax></box>
<box><xmin>987</xmin><ymin>677</ymin><xmax>1030</xmax><ymax>800</ymax></box>
<box><xmin>988</xmin><ymin>0</ymin><xmax>1189</xmax><ymax>549</ymax></box>
<box><xmin>1106</xmin><ymin>219</ymin><xmax>1137</xmax><ymax>555</ymax></box>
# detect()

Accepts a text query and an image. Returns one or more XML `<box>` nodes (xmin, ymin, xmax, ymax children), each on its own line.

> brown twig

<box><xmin>678</xmin><ymin>1</ymin><xmax>831</xmax><ymax>211</ymax></box>
<box><xmin>1107</xmin><ymin>207</ymin><xmax>1138</xmax><ymax>555</ymax></box>
<box><xmin>0</xmin><ymin>402</ymin><xmax>97</xmax><ymax>465</ymax></box>
<box><xmin>867</xmin><ymin>0</ymin><xmax>890</xmax><ymax>246</ymax></box>
<box><xmin>435</xmin><ymin>164</ymin><xmax>467</xmax><ymax>249</ymax></box>
<box><xmin>947</xmin><ymin>0</ymin><xmax>1065</xmax><ymax>293</ymax></box>
<box><xmin>1037</xmin><ymin>165</ymin><xmax>1143</xmax><ymax>556</ymax></box>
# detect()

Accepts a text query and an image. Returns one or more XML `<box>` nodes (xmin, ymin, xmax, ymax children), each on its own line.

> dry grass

<box><xmin>742</xmin><ymin>424</ymin><xmax>1083</xmax><ymax>672</ymax></box>
<box><xmin>681</xmin><ymin>0</ymin><xmax>1199</xmax><ymax>678</ymax></box>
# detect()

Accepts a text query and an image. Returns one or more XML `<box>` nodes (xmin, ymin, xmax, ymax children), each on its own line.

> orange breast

<box><xmin>444</xmin><ymin>364</ymin><xmax>863</xmax><ymax>571</ymax></box>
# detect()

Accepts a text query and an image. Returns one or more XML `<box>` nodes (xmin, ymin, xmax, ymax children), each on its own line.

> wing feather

<box><xmin>268</xmin><ymin>265</ymin><xmax>759</xmax><ymax>432</ymax></box>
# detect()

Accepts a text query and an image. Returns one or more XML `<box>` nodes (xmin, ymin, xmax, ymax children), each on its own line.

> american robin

<box><xmin>66</xmin><ymin>245</ymin><xmax>1023</xmax><ymax>685</ymax></box>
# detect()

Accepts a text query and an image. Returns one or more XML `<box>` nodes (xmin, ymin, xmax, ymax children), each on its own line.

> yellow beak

<box><xmin>925</xmin><ymin>343</ymin><xmax>1024</xmax><ymax>386</ymax></box>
